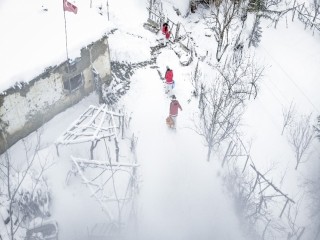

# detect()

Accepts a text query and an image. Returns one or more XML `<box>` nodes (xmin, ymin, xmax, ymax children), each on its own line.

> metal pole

<box><xmin>107</xmin><ymin>0</ymin><xmax>110</xmax><ymax>21</ymax></box>
<box><xmin>62</xmin><ymin>0</ymin><xmax>72</xmax><ymax>94</ymax></box>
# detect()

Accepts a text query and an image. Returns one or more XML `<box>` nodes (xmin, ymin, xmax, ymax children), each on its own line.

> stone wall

<box><xmin>0</xmin><ymin>36</ymin><xmax>111</xmax><ymax>154</ymax></box>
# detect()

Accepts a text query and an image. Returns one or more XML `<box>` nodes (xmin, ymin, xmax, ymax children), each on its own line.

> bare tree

<box><xmin>217</xmin><ymin>55</ymin><xmax>264</xmax><ymax>100</ymax></box>
<box><xmin>247</xmin><ymin>56</ymin><xmax>264</xmax><ymax>100</ymax></box>
<box><xmin>222</xmin><ymin>147</ymin><xmax>304</xmax><ymax>239</ymax></box>
<box><xmin>248</xmin><ymin>0</ymin><xmax>297</xmax><ymax>27</ymax></box>
<box><xmin>204</xmin><ymin>0</ymin><xmax>243</xmax><ymax>62</ymax></box>
<box><xmin>246</xmin><ymin>0</ymin><xmax>297</xmax><ymax>50</ymax></box>
<box><xmin>281</xmin><ymin>101</ymin><xmax>296</xmax><ymax>135</ymax></box>
<box><xmin>222</xmin><ymin>159</ymin><xmax>286</xmax><ymax>239</ymax></box>
<box><xmin>191</xmin><ymin>59</ymin><xmax>202</xmax><ymax>100</ymax></box>
<box><xmin>248</xmin><ymin>14</ymin><xmax>263</xmax><ymax>48</ymax></box>
<box><xmin>287</xmin><ymin>113</ymin><xmax>314</xmax><ymax>170</ymax></box>
<box><xmin>285</xmin><ymin>198</ymin><xmax>306</xmax><ymax>240</ymax></box>
<box><xmin>196</xmin><ymin>76</ymin><xmax>244</xmax><ymax>161</ymax></box>
<box><xmin>0</xmin><ymin>130</ymin><xmax>52</xmax><ymax>240</ymax></box>
<box><xmin>193</xmin><ymin>55</ymin><xmax>264</xmax><ymax>161</ymax></box>
<box><xmin>295</xmin><ymin>0</ymin><xmax>320</xmax><ymax>34</ymax></box>
<box><xmin>219</xmin><ymin>118</ymin><xmax>307</xmax><ymax>240</ymax></box>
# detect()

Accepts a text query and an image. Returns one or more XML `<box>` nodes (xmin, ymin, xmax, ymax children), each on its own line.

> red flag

<box><xmin>63</xmin><ymin>0</ymin><xmax>78</xmax><ymax>14</ymax></box>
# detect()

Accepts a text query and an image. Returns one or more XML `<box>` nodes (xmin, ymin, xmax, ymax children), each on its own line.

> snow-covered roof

<box><xmin>0</xmin><ymin>0</ymin><xmax>112</xmax><ymax>93</ymax></box>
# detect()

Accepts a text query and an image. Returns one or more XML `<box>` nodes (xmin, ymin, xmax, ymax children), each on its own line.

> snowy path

<box><xmin>3</xmin><ymin>40</ymin><xmax>248</xmax><ymax>240</ymax></box>
<box><xmin>26</xmin><ymin>62</ymin><xmax>246</xmax><ymax>240</ymax></box>
<box><xmin>121</xmin><ymin>63</ymin><xmax>245</xmax><ymax>239</ymax></box>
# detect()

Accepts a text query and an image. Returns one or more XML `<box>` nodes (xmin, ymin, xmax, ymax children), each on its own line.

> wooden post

<box><xmin>251</xmin><ymin>173</ymin><xmax>259</xmax><ymax>194</ymax></box>
<box><xmin>291</xmin><ymin>0</ymin><xmax>297</xmax><ymax>22</ymax></box>
<box><xmin>296</xmin><ymin>227</ymin><xmax>305</xmax><ymax>240</ymax></box>
<box><xmin>222</xmin><ymin>141</ymin><xmax>233</xmax><ymax>167</ymax></box>
<box><xmin>279</xmin><ymin>198</ymin><xmax>289</xmax><ymax>218</ymax></box>
<box><xmin>262</xmin><ymin>219</ymin><xmax>271</xmax><ymax>239</ymax></box>
<box><xmin>258</xmin><ymin>196</ymin><xmax>263</xmax><ymax>214</ymax></box>
<box><xmin>107</xmin><ymin>0</ymin><xmax>110</xmax><ymax>21</ymax></box>
<box><xmin>90</xmin><ymin>141</ymin><xmax>94</xmax><ymax>160</ymax></box>
<box><xmin>55</xmin><ymin>144</ymin><xmax>60</xmax><ymax>157</ymax></box>
<box><xmin>175</xmin><ymin>22</ymin><xmax>180</xmax><ymax>42</ymax></box>
<box><xmin>250</xmin><ymin>164</ymin><xmax>295</xmax><ymax>204</ymax></box>
<box><xmin>90</xmin><ymin>140</ymin><xmax>99</xmax><ymax>160</ymax></box>
<box><xmin>242</xmin><ymin>155</ymin><xmax>249</xmax><ymax>173</ymax></box>
<box><xmin>160</xmin><ymin>16</ymin><xmax>164</xmax><ymax>33</ymax></box>
<box><xmin>149</xmin><ymin>0</ymin><xmax>152</xmax><ymax>19</ymax></box>
<box><xmin>121</xmin><ymin>115</ymin><xmax>124</xmax><ymax>139</ymax></box>
<box><xmin>114</xmin><ymin>138</ymin><xmax>119</xmax><ymax>162</ymax></box>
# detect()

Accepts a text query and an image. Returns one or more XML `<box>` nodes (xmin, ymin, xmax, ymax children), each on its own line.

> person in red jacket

<box><xmin>164</xmin><ymin>66</ymin><xmax>174</xmax><ymax>95</ymax></box>
<box><xmin>161</xmin><ymin>22</ymin><xmax>170</xmax><ymax>46</ymax></box>
<box><xmin>164</xmin><ymin>30</ymin><xmax>171</xmax><ymax>46</ymax></box>
<box><xmin>169</xmin><ymin>95</ymin><xmax>182</xmax><ymax>128</ymax></box>
<box><xmin>162</xmin><ymin>22</ymin><xmax>168</xmax><ymax>35</ymax></box>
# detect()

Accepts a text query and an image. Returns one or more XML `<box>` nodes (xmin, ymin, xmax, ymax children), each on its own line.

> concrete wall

<box><xmin>0</xmin><ymin>36</ymin><xmax>111</xmax><ymax>154</ymax></box>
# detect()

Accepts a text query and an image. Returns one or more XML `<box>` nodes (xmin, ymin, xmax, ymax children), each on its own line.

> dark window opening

<box><xmin>64</xmin><ymin>73</ymin><xmax>83</xmax><ymax>92</ymax></box>
<box><xmin>92</xmin><ymin>67</ymin><xmax>102</xmax><ymax>90</ymax></box>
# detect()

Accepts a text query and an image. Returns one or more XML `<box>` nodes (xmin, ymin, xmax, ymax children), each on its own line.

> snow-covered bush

<box><xmin>16</xmin><ymin>180</ymin><xmax>51</xmax><ymax>222</ymax></box>
<box><xmin>0</xmin><ymin>132</ymin><xmax>53</xmax><ymax>240</ymax></box>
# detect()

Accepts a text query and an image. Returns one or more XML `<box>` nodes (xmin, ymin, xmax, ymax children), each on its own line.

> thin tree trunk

<box><xmin>207</xmin><ymin>146</ymin><xmax>212</xmax><ymax>161</ymax></box>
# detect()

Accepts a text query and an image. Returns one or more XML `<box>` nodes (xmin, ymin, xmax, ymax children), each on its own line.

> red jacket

<box><xmin>162</xmin><ymin>25</ymin><xmax>168</xmax><ymax>35</ymax></box>
<box><xmin>169</xmin><ymin>100</ymin><xmax>182</xmax><ymax>116</ymax></box>
<box><xmin>165</xmin><ymin>31</ymin><xmax>170</xmax><ymax>40</ymax></box>
<box><xmin>165</xmin><ymin>70</ymin><xmax>173</xmax><ymax>83</ymax></box>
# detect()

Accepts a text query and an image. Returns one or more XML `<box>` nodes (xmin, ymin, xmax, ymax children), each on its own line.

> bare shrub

<box><xmin>0</xmin><ymin>130</ymin><xmax>52</xmax><ymax>240</ymax></box>
<box><xmin>204</xmin><ymin>0</ymin><xmax>243</xmax><ymax>62</ymax></box>
<box><xmin>193</xmin><ymin>56</ymin><xmax>264</xmax><ymax>161</ymax></box>
<box><xmin>281</xmin><ymin>101</ymin><xmax>296</xmax><ymax>135</ymax></box>
<box><xmin>287</xmin><ymin>113</ymin><xmax>314</xmax><ymax>170</ymax></box>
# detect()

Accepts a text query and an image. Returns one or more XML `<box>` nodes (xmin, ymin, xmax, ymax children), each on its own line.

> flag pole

<box><xmin>107</xmin><ymin>0</ymin><xmax>110</xmax><ymax>21</ymax></box>
<box><xmin>62</xmin><ymin>0</ymin><xmax>72</xmax><ymax>93</ymax></box>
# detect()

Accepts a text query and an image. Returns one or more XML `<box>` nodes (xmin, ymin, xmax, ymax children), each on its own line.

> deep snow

<box><xmin>1</xmin><ymin>0</ymin><xmax>320</xmax><ymax>239</ymax></box>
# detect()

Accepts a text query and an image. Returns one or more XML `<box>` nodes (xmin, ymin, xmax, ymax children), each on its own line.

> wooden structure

<box><xmin>55</xmin><ymin>104</ymin><xmax>124</xmax><ymax>160</ymax></box>
<box><xmin>55</xmin><ymin>104</ymin><xmax>139</xmax><ymax>233</ymax></box>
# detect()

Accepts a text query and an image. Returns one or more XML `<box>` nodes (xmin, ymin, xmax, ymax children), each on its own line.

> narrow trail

<box><xmin>121</xmin><ymin>54</ymin><xmax>245</xmax><ymax>239</ymax></box>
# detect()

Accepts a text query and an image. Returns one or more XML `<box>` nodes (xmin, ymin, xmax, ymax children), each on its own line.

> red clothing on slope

<box><xmin>165</xmin><ymin>31</ymin><xmax>170</xmax><ymax>40</ymax></box>
<box><xmin>162</xmin><ymin>24</ymin><xmax>168</xmax><ymax>35</ymax></box>
<box><xmin>169</xmin><ymin>100</ymin><xmax>182</xmax><ymax>116</ymax></box>
<box><xmin>165</xmin><ymin>69</ymin><xmax>173</xmax><ymax>84</ymax></box>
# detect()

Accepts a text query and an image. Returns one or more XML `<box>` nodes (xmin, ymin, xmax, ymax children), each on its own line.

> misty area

<box><xmin>1</xmin><ymin>0</ymin><xmax>320</xmax><ymax>240</ymax></box>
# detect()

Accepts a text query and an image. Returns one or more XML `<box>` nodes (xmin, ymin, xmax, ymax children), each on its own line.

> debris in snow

<box><xmin>143</xmin><ymin>20</ymin><xmax>160</xmax><ymax>34</ymax></box>
<box><xmin>171</xmin><ymin>42</ymin><xmax>193</xmax><ymax>66</ymax></box>
<box><xmin>26</xmin><ymin>218</ymin><xmax>58</xmax><ymax>240</ymax></box>
<box><xmin>204</xmin><ymin>29</ymin><xmax>212</xmax><ymax>37</ymax></box>
<box><xmin>173</xmin><ymin>7</ymin><xmax>181</xmax><ymax>16</ymax></box>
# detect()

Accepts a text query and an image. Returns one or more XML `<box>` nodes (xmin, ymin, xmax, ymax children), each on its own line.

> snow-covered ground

<box><xmin>1</xmin><ymin>0</ymin><xmax>320</xmax><ymax>239</ymax></box>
